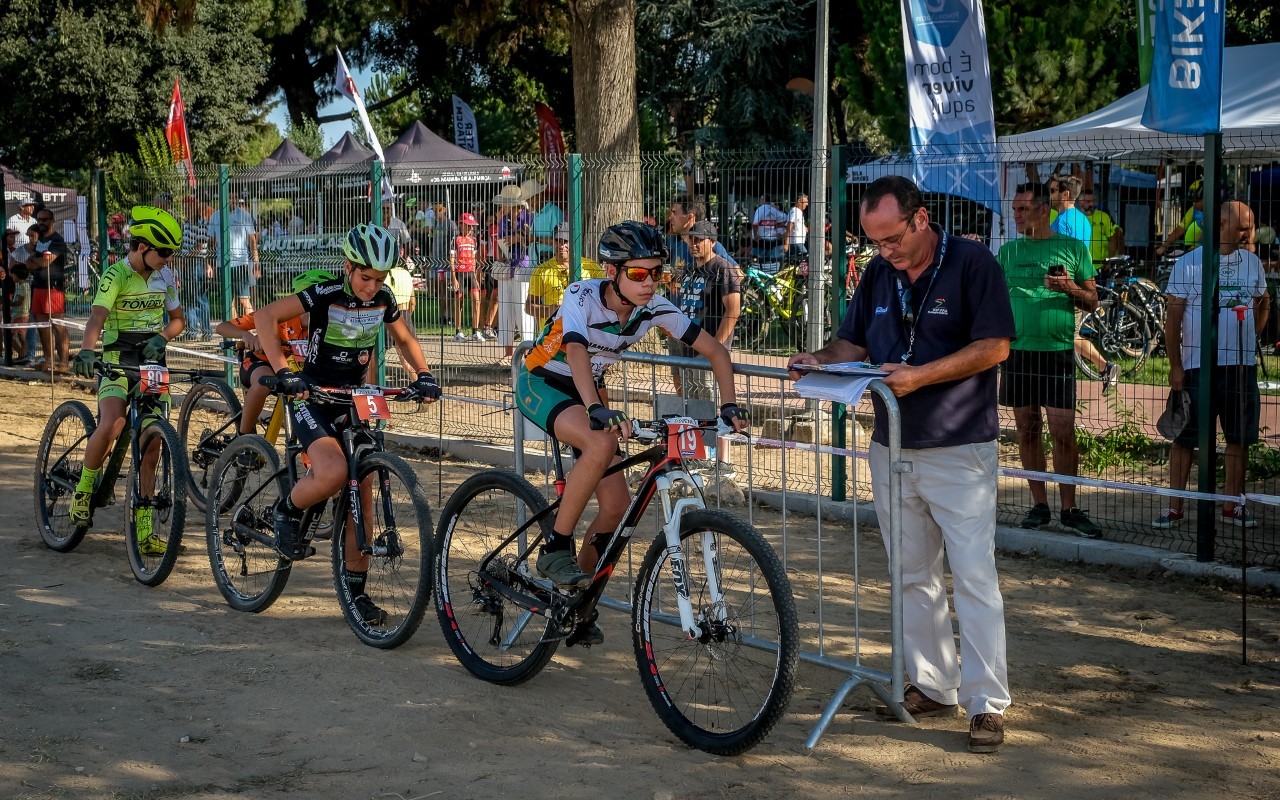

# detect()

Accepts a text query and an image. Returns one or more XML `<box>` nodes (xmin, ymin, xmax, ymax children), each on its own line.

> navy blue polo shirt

<box><xmin>837</xmin><ymin>226</ymin><xmax>1015</xmax><ymax>449</ymax></box>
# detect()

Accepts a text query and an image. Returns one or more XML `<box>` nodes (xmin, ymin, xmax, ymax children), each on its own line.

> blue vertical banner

<box><xmin>1141</xmin><ymin>0</ymin><xmax>1224</xmax><ymax>134</ymax></box>
<box><xmin>900</xmin><ymin>0</ymin><xmax>999</xmax><ymax>212</ymax></box>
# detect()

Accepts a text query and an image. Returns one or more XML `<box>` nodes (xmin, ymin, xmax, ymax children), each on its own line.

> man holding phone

<box><xmin>998</xmin><ymin>182</ymin><xmax>1101</xmax><ymax>537</ymax></box>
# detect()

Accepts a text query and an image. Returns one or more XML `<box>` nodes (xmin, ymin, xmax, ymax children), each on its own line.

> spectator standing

<box><xmin>667</xmin><ymin>196</ymin><xmax>737</xmax><ymax>275</ymax></box>
<box><xmin>787</xmin><ymin>175</ymin><xmax>1014</xmax><ymax>754</ymax></box>
<box><xmin>524</xmin><ymin>180</ymin><xmax>563</xmax><ymax>265</ymax></box>
<box><xmin>179</xmin><ymin>203</ymin><xmax>212</xmax><ymax>339</ymax></box>
<box><xmin>428</xmin><ymin>203</ymin><xmax>459</xmax><ymax>325</ymax></box>
<box><xmin>1048</xmin><ymin>174</ymin><xmax>1093</xmax><ymax>245</ymax></box>
<box><xmin>30</xmin><ymin>208</ymin><xmax>71</xmax><ymax>372</ymax></box>
<box><xmin>206</xmin><ymin>190</ymin><xmax>260</xmax><ymax>317</ymax></box>
<box><xmin>668</xmin><ymin>221</ymin><xmax>742</xmax><ymax>493</ymax></box>
<box><xmin>998</xmin><ymin>183</ymin><xmax>1102</xmax><ymax>538</ymax></box>
<box><xmin>450</xmin><ymin>212</ymin><xmax>483</xmax><ymax>340</ymax></box>
<box><xmin>383</xmin><ymin>199</ymin><xmax>413</xmax><ymax>262</ymax></box>
<box><xmin>493</xmin><ymin>189</ymin><xmax>534</xmax><ymax>364</ymax></box>
<box><xmin>526</xmin><ymin>222</ymin><xmax>604</xmax><ymax>330</ymax></box>
<box><xmin>751</xmin><ymin>194</ymin><xmax>788</xmax><ymax>265</ymax></box>
<box><xmin>1156</xmin><ymin>179</ymin><xmax>1206</xmax><ymax>256</ymax></box>
<box><xmin>1154</xmin><ymin>200</ymin><xmax>1270</xmax><ymax>530</ymax></box>
<box><xmin>7</xmin><ymin>198</ymin><xmax>38</xmax><ymax>237</ymax></box>
<box><xmin>11</xmin><ymin>263</ymin><xmax>30</xmax><ymax>362</ymax></box>
<box><xmin>785</xmin><ymin>193</ymin><xmax>810</xmax><ymax>261</ymax></box>
<box><xmin>1076</xmin><ymin>189</ymin><xmax>1125</xmax><ymax>264</ymax></box>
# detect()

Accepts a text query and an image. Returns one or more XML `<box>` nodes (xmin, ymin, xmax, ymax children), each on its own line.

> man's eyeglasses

<box><xmin>622</xmin><ymin>265</ymin><xmax>664</xmax><ymax>282</ymax></box>
<box><xmin>866</xmin><ymin>220</ymin><xmax>912</xmax><ymax>251</ymax></box>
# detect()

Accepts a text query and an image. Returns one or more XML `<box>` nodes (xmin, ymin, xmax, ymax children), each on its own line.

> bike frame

<box><xmin>478</xmin><ymin>422</ymin><xmax>725</xmax><ymax>641</ymax></box>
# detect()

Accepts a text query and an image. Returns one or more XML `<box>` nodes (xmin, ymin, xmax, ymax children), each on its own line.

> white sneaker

<box><xmin>452</xmin><ymin>332</ymin><xmax>467</xmax><ymax>342</ymax></box>
<box><xmin>471</xmin><ymin>330</ymin><xmax>487</xmax><ymax>342</ymax></box>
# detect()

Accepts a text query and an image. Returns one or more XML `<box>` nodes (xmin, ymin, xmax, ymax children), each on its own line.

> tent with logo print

<box><xmin>383</xmin><ymin>121</ymin><xmax>520</xmax><ymax>187</ymax></box>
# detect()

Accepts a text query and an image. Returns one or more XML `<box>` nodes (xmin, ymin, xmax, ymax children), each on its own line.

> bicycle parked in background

<box><xmin>1075</xmin><ymin>255</ymin><xmax>1158</xmax><ymax>380</ymax></box>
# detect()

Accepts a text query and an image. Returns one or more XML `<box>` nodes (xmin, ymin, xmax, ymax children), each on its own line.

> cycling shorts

<box><xmin>98</xmin><ymin>347</ymin><xmax>172</xmax><ymax>419</ymax></box>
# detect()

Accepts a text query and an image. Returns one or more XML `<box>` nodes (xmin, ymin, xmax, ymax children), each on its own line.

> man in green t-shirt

<box><xmin>998</xmin><ymin>183</ymin><xmax>1102</xmax><ymax>539</ymax></box>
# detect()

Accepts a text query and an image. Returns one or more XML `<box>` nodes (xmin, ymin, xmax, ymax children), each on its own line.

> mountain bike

<box><xmin>434</xmin><ymin>417</ymin><xmax>799</xmax><ymax>755</ymax></box>
<box><xmin>34</xmin><ymin>361</ymin><xmax>213</xmax><ymax>586</ymax></box>
<box><xmin>204</xmin><ymin>379</ymin><xmax>434</xmax><ymax>649</ymax></box>
<box><xmin>1075</xmin><ymin>257</ymin><xmax>1156</xmax><ymax>380</ymax></box>
<box><xmin>737</xmin><ymin>256</ymin><xmax>832</xmax><ymax>352</ymax></box>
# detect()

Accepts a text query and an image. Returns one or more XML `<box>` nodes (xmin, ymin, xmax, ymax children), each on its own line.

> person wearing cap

<box><xmin>523</xmin><ymin>179</ymin><xmax>563</xmax><ymax>265</ymax></box>
<box><xmin>1155</xmin><ymin>200</ymin><xmax>1270</xmax><ymax>530</ymax></box>
<box><xmin>667</xmin><ymin>196</ymin><xmax>738</xmax><ymax>276</ymax></box>
<box><xmin>7</xmin><ymin>198</ymin><xmax>38</xmax><ymax>237</ymax></box>
<box><xmin>669</xmin><ymin>220</ymin><xmax>743</xmax><ymax>492</ymax></box>
<box><xmin>525</xmin><ymin>222</ymin><xmax>603</xmax><ymax>330</ymax></box>
<box><xmin>450</xmin><ymin>211</ymin><xmax>484</xmax><ymax>341</ymax></box>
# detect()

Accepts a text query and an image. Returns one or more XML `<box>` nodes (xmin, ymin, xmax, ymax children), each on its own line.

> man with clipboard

<box><xmin>788</xmin><ymin>176</ymin><xmax>1016</xmax><ymax>753</ymax></box>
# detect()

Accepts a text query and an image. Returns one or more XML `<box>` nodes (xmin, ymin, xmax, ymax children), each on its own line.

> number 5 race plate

<box><xmin>353</xmin><ymin>387</ymin><xmax>391</xmax><ymax>421</ymax></box>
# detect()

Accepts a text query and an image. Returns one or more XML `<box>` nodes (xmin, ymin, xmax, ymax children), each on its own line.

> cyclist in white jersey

<box><xmin>516</xmin><ymin>221</ymin><xmax>750</xmax><ymax>643</ymax></box>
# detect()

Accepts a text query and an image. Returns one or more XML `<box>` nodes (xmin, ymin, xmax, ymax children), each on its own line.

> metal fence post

<box><xmin>217</xmin><ymin>165</ymin><xmax>234</xmax><ymax>387</ymax></box>
<box><xmin>1196</xmin><ymin>134</ymin><xmax>1223</xmax><ymax>562</ymax></box>
<box><xmin>568</xmin><ymin>153</ymin><xmax>583</xmax><ymax>283</ymax></box>
<box><xmin>372</xmin><ymin>160</ymin><xmax>387</xmax><ymax>386</ymax></box>
<box><xmin>830</xmin><ymin>144</ymin><xmax>848</xmax><ymax>501</ymax></box>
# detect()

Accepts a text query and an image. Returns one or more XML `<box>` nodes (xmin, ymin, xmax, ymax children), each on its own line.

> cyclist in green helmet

<box><xmin>253</xmin><ymin>223</ymin><xmax>441</xmax><ymax>624</ymax></box>
<box><xmin>69</xmin><ymin>205</ymin><xmax>185</xmax><ymax>555</ymax></box>
<box><xmin>216</xmin><ymin>268</ymin><xmax>337</xmax><ymax>437</ymax></box>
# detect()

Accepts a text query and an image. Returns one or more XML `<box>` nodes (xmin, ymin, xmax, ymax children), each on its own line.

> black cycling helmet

<box><xmin>597</xmin><ymin>220</ymin><xmax>670</xmax><ymax>264</ymax></box>
<box><xmin>598</xmin><ymin>221</ymin><xmax>669</xmax><ymax>307</ymax></box>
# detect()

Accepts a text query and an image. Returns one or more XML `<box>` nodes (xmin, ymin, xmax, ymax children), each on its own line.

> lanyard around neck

<box><xmin>893</xmin><ymin>228</ymin><xmax>949</xmax><ymax>364</ymax></box>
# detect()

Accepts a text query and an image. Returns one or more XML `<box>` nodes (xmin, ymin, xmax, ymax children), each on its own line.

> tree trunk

<box><xmin>569</xmin><ymin>0</ymin><xmax>642</xmax><ymax>235</ymax></box>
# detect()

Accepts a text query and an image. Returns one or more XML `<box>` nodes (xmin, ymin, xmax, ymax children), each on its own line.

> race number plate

<box><xmin>666</xmin><ymin>416</ymin><xmax>705</xmax><ymax>460</ymax></box>
<box><xmin>288</xmin><ymin>339</ymin><xmax>309</xmax><ymax>359</ymax></box>
<box><xmin>139</xmin><ymin>365</ymin><xmax>170</xmax><ymax>395</ymax></box>
<box><xmin>353</xmin><ymin>387</ymin><xmax>391</xmax><ymax>421</ymax></box>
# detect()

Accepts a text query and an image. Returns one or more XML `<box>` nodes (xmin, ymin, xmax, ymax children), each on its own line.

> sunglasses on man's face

<box><xmin>622</xmin><ymin>265</ymin><xmax>664</xmax><ymax>282</ymax></box>
<box><xmin>149</xmin><ymin>245</ymin><xmax>176</xmax><ymax>259</ymax></box>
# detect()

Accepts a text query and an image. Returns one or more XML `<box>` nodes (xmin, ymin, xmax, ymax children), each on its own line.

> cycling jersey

<box><xmin>524</xmin><ymin>278</ymin><xmax>700</xmax><ymax>384</ymax></box>
<box><xmin>92</xmin><ymin>260</ymin><xmax>180</xmax><ymax>350</ymax></box>
<box><xmin>296</xmin><ymin>279</ymin><xmax>400</xmax><ymax>386</ymax></box>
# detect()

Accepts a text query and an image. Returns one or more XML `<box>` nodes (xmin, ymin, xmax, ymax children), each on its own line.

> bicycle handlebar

<box><xmin>255</xmin><ymin>374</ymin><xmax>410</xmax><ymax>403</ymax></box>
<box><xmin>94</xmin><ymin>361</ymin><xmax>226</xmax><ymax>381</ymax></box>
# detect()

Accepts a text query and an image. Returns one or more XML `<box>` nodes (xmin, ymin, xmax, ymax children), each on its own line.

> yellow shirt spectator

<box><xmin>526</xmin><ymin>255</ymin><xmax>603</xmax><ymax>329</ymax></box>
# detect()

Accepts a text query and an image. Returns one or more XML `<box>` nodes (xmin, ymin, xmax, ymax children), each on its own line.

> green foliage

<box><xmin>637</xmin><ymin>0</ymin><xmax>815</xmax><ymax>151</ymax></box>
<box><xmin>1073</xmin><ymin>392</ymin><xmax>1158</xmax><ymax>473</ymax></box>
<box><xmin>286</xmin><ymin>116</ymin><xmax>325</xmax><ymax>160</ymax></box>
<box><xmin>104</xmin><ymin>128</ymin><xmax>184</xmax><ymax>216</ymax></box>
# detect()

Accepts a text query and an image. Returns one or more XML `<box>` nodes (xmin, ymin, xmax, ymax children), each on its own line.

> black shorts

<box><xmin>287</xmin><ymin>397</ymin><xmax>350</xmax><ymax>450</ymax></box>
<box><xmin>1174</xmin><ymin>366</ymin><xmax>1260</xmax><ymax>448</ymax></box>
<box><xmin>239</xmin><ymin>357</ymin><xmax>273</xmax><ymax>390</ymax></box>
<box><xmin>999</xmin><ymin>349</ymin><xmax>1076</xmax><ymax>410</ymax></box>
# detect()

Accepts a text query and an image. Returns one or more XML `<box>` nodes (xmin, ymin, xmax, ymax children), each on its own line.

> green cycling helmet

<box><xmin>129</xmin><ymin>204</ymin><xmax>183</xmax><ymax>250</ymax></box>
<box><xmin>342</xmin><ymin>223</ymin><xmax>399</xmax><ymax>271</ymax></box>
<box><xmin>292</xmin><ymin>268</ymin><xmax>338</xmax><ymax>293</ymax></box>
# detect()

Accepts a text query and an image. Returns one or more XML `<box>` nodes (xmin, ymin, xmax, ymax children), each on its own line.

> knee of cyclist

<box><xmin>578</xmin><ymin>435</ymin><xmax>617</xmax><ymax>465</ymax></box>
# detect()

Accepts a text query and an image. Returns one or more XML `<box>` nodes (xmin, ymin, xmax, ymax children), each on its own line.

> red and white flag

<box><xmin>165</xmin><ymin>78</ymin><xmax>196</xmax><ymax>187</ymax></box>
<box><xmin>535</xmin><ymin>103</ymin><xmax>566</xmax><ymax>197</ymax></box>
<box><xmin>334</xmin><ymin>48</ymin><xmax>393</xmax><ymax>198</ymax></box>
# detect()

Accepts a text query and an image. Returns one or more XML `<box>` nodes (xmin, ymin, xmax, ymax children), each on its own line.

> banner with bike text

<box><xmin>899</xmin><ymin>0</ymin><xmax>999</xmax><ymax>213</ymax></box>
<box><xmin>452</xmin><ymin>95</ymin><xmax>480</xmax><ymax>154</ymax></box>
<box><xmin>1140</xmin><ymin>0</ymin><xmax>1224</xmax><ymax>134</ymax></box>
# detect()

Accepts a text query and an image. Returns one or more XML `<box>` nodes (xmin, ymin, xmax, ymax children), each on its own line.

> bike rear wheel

<box><xmin>435</xmin><ymin>470</ymin><xmax>558</xmax><ymax>684</ymax></box>
<box><xmin>124</xmin><ymin>418</ymin><xmax>189</xmax><ymax>586</ymax></box>
<box><xmin>332</xmin><ymin>451</ymin><xmax>434</xmax><ymax>649</ymax></box>
<box><xmin>633</xmin><ymin>509</ymin><xmax>799</xmax><ymax>756</ymax></box>
<box><xmin>177</xmin><ymin>378</ymin><xmax>243</xmax><ymax>513</ymax></box>
<box><xmin>737</xmin><ymin>284</ymin><xmax>773</xmax><ymax>352</ymax></box>
<box><xmin>34</xmin><ymin>401</ymin><xmax>96</xmax><ymax>552</ymax></box>
<box><xmin>206</xmin><ymin>435</ymin><xmax>292</xmax><ymax>612</ymax></box>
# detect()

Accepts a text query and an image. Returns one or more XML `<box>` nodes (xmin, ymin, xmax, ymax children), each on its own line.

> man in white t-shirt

<box><xmin>7</xmin><ymin>199</ymin><xmax>38</xmax><ymax>237</ymax></box>
<box><xmin>1155</xmin><ymin>200</ymin><xmax>1271</xmax><ymax>530</ymax></box>
<box><xmin>751</xmin><ymin>194</ymin><xmax>788</xmax><ymax>263</ymax></box>
<box><xmin>206</xmin><ymin>190</ymin><xmax>260</xmax><ymax>316</ymax></box>
<box><xmin>784</xmin><ymin>193</ymin><xmax>809</xmax><ymax>261</ymax></box>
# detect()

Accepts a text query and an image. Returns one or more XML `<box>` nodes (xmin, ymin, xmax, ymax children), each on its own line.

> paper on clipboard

<box><xmin>791</xmin><ymin>361</ymin><xmax>888</xmax><ymax>377</ymax></box>
<box><xmin>792</xmin><ymin>369</ymin><xmax>883</xmax><ymax>406</ymax></box>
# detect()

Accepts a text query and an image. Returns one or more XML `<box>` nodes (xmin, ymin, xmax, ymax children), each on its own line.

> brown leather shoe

<box><xmin>875</xmin><ymin>685</ymin><xmax>958</xmax><ymax>719</ymax></box>
<box><xmin>967</xmin><ymin>713</ymin><xmax>1004</xmax><ymax>753</ymax></box>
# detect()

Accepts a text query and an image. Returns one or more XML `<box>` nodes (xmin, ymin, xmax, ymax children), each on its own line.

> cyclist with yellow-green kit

<box><xmin>69</xmin><ymin>205</ymin><xmax>186</xmax><ymax>555</ymax></box>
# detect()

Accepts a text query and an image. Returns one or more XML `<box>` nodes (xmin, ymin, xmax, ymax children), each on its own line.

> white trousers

<box><xmin>496</xmin><ymin>275</ymin><xmax>534</xmax><ymax>346</ymax></box>
<box><xmin>870</xmin><ymin>440</ymin><xmax>1011</xmax><ymax>718</ymax></box>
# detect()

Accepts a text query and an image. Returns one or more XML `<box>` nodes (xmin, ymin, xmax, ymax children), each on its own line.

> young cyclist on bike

<box><xmin>517</xmin><ymin>221</ymin><xmax>750</xmax><ymax>642</ymax></box>
<box><xmin>254</xmin><ymin>223</ymin><xmax>442</xmax><ymax>624</ymax></box>
<box><xmin>69</xmin><ymin>205</ymin><xmax>185</xmax><ymax>555</ymax></box>
<box><xmin>215</xmin><ymin>268</ymin><xmax>337</xmax><ymax>437</ymax></box>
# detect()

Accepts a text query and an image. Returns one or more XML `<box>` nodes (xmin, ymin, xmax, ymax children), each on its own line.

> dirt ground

<box><xmin>2</xmin><ymin>374</ymin><xmax>1280</xmax><ymax>800</ymax></box>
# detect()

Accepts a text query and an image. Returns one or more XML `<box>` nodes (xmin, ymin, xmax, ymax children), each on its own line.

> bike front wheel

<box><xmin>34</xmin><ymin>401</ymin><xmax>97</xmax><ymax>552</ymax></box>
<box><xmin>1076</xmin><ymin>299</ymin><xmax>1152</xmax><ymax>379</ymax></box>
<box><xmin>737</xmin><ymin>284</ymin><xmax>773</xmax><ymax>353</ymax></box>
<box><xmin>205</xmin><ymin>435</ymin><xmax>291</xmax><ymax>612</ymax></box>
<box><xmin>633</xmin><ymin>509</ymin><xmax>799</xmax><ymax>756</ymax></box>
<box><xmin>177</xmin><ymin>378</ymin><xmax>242</xmax><ymax>513</ymax></box>
<box><xmin>332</xmin><ymin>451</ymin><xmax>434</xmax><ymax>649</ymax></box>
<box><xmin>124</xmin><ymin>418</ymin><xmax>189</xmax><ymax>586</ymax></box>
<box><xmin>435</xmin><ymin>470</ymin><xmax>558</xmax><ymax>684</ymax></box>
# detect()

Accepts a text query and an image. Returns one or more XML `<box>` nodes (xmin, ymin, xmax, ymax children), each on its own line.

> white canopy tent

<box><xmin>999</xmin><ymin>43</ymin><xmax>1280</xmax><ymax>164</ymax></box>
